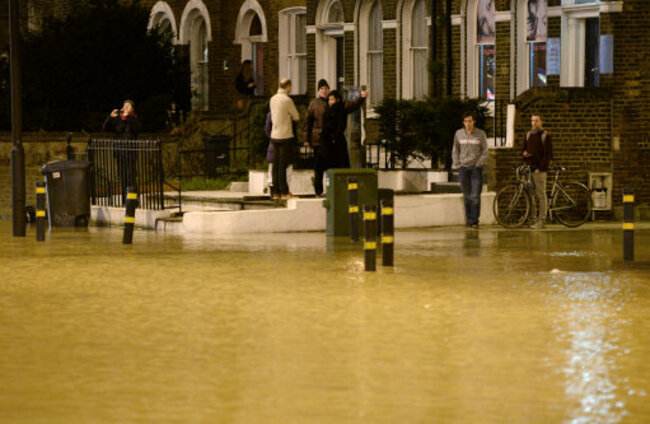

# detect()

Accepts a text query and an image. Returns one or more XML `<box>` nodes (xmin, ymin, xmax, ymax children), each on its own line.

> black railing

<box><xmin>87</xmin><ymin>139</ymin><xmax>178</xmax><ymax>211</ymax></box>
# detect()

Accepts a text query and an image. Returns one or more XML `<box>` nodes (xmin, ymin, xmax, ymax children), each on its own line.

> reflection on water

<box><xmin>0</xmin><ymin>221</ymin><xmax>649</xmax><ymax>423</ymax></box>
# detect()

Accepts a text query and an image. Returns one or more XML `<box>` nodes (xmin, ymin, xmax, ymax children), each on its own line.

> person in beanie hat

<box><xmin>304</xmin><ymin>79</ymin><xmax>367</xmax><ymax>196</ymax></box>
<box><xmin>103</xmin><ymin>99</ymin><xmax>142</xmax><ymax>205</ymax></box>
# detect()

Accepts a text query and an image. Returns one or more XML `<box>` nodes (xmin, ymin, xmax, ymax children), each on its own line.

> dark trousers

<box><xmin>313</xmin><ymin>145</ymin><xmax>329</xmax><ymax>195</ymax></box>
<box><xmin>271</xmin><ymin>138</ymin><xmax>292</xmax><ymax>195</ymax></box>
<box><xmin>458</xmin><ymin>166</ymin><xmax>483</xmax><ymax>225</ymax></box>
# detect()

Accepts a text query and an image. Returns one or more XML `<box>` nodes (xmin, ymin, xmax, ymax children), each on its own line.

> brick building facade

<box><xmin>3</xmin><ymin>0</ymin><xmax>649</xmax><ymax>215</ymax></box>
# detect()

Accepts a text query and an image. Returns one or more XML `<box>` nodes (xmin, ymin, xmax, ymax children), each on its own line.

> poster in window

<box><xmin>477</xmin><ymin>0</ymin><xmax>495</xmax><ymax>44</ymax></box>
<box><xmin>600</xmin><ymin>35</ymin><xmax>614</xmax><ymax>74</ymax></box>
<box><xmin>526</xmin><ymin>0</ymin><xmax>547</xmax><ymax>42</ymax></box>
<box><xmin>546</xmin><ymin>37</ymin><xmax>560</xmax><ymax>76</ymax></box>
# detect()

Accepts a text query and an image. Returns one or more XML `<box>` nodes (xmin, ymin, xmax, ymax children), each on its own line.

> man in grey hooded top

<box><xmin>452</xmin><ymin>112</ymin><xmax>488</xmax><ymax>228</ymax></box>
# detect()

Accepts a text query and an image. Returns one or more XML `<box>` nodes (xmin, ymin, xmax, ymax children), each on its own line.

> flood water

<box><xmin>1</xmin><ymin>220</ymin><xmax>649</xmax><ymax>423</ymax></box>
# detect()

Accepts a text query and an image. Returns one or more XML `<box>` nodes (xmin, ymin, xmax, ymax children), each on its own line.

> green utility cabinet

<box><xmin>323</xmin><ymin>168</ymin><xmax>378</xmax><ymax>237</ymax></box>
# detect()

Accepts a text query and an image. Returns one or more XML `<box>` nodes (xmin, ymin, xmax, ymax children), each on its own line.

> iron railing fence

<box><xmin>87</xmin><ymin>139</ymin><xmax>178</xmax><ymax>211</ymax></box>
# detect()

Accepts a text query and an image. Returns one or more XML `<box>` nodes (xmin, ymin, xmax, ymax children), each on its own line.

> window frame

<box><xmin>279</xmin><ymin>7</ymin><xmax>307</xmax><ymax>95</ymax></box>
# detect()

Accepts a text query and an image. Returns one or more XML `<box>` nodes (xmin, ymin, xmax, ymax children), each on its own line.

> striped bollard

<box><xmin>381</xmin><ymin>198</ymin><xmax>394</xmax><ymax>267</ymax></box>
<box><xmin>623</xmin><ymin>189</ymin><xmax>634</xmax><ymax>261</ymax></box>
<box><xmin>35</xmin><ymin>182</ymin><xmax>46</xmax><ymax>242</ymax></box>
<box><xmin>363</xmin><ymin>205</ymin><xmax>377</xmax><ymax>271</ymax></box>
<box><xmin>123</xmin><ymin>187</ymin><xmax>138</xmax><ymax>245</ymax></box>
<box><xmin>348</xmin><ymin>178</ymin><xmax>359</xmax><ymax>241</ymax></box>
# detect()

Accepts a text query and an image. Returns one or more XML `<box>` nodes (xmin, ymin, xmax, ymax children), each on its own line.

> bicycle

<box><xmin>493</xmin><ymin>164</ymin><xmax>593</xmax><ymax>228</ymax></box>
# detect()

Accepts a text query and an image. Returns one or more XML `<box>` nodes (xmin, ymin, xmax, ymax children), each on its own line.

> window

<box><xmin>149</xmin><ymin>1</ymin><xmax>178</xmax><ymax>42</ymax></box>
<box><xmin>359</xmin><ymin>1</ymin><xmax>383</xmax><ymax>105</ymax></box>
<box><xmin>411</xmin><ymin>0</ymin><xmax>428</xmax><ymax>98</ymax></box>
<box><xmin>279</xmin><ymin>8</ymin><xmax>307</xmax><ymax>94</ymax></box>
<box><xmin>529</xmin><ymin>42</ymin><xmax>547</xmax><ymax>87</ymax></box>
<box><xmin>401</xmin><ymin>0</ymin><xmax>428</xmax><ymax>99</ymax></box>
<box><xmin>235</xmin><ymin>0</ymin><xmax>268</xmax><ymax>94</ymax></box>
<box><xmin>180</xmin><ymin>1</ymin><xmax>212</xmax><ymax>111</ymax></box>
<box><xmin>476</xmin><ymin>0</ymin><xmax>495</xmax><ymax>100</ymax></box>
<box><xmin>560</xmin><ymin>2</ymin><xmax>601</xmax><ymax>87</ymax></box>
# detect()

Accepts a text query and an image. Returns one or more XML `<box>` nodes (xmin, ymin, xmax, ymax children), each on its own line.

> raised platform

<box><xmin>91</xmin><ymin>191</ymin><xmax>496</xmax><ymax>234</ymax></box>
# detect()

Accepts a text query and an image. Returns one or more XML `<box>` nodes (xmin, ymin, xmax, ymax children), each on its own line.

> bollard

<box><xmin>123</xmin><ymin>187</ymin><xmax>138</xmax><ymax>245</ymax></box>
<box><xmin>35</xmin><ymin>182</ymin><xmax>46</xmax><ymax>242</ymax></box>
<box><xmin>623</xmin><ymin>189</ymin><xmax>634</xmax><ymax>261</ymax></box>
<box><xmin>348</xmin><ymin>178</ymin><xmax>359</xmax><ymax>241</ymax></box>
<box><xmin>381</xmin><ymin>198</ymin><xmax>394</xmax><ymax>267</ymax></box>
<box><xmin>363</xmin><ymin>204</ymin><xmax>377</xmax><ymax>271</ymax></box>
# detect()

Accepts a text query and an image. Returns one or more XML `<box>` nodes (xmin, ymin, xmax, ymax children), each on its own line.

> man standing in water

<box><xmin>452</xmin><ymin>112</ymin><xmax>488</xmax><ymax>229</ymax></box>
<box><xmin>523</xmin><ymin>113</ymin><xmax>553</xmax><ymax>229</ymax></box>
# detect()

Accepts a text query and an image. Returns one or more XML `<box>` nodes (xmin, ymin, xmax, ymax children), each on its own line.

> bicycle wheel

<box><xmin>552</xmin><ymin>182</ymin><xmax>592</xmax><ymax>227</ymax></box>
<box><xmin>493</xmin><ymin>184</ymin><xmax>531</xmax><ymax>228</ymax></box>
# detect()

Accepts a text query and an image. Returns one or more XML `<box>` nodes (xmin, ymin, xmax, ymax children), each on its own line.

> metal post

<box><xmin>123</xmin><ymin>187</ymin><xmax>138</xmax><ymax>245</ymax></box>
<box><xmin>35</xmin><ymin>182</ymin><xmax>46</xmax><ymax>242</ymax></box>
<box><xmin>623</xmin><ymin>189</ymin><xmax>634</xmax><ymax>261</ymax></box>
<box><xmin>348</xmin><ymin>177</ymin><xmax>359</xmax><ymax>241</ymax></box>
<box><xmin>381</xmin><ymin>198</ymin><xmax>394</xmax><ymax>267</ymax></box>
<box><xmin>9</xmin><ymin>0</ymin><xmax>25</xmax><ymax>237</ymax></box>
<box><xmin>363</xmin><ymin>205</ymin><xmax>377</xmax><ymax>272</ymax></box>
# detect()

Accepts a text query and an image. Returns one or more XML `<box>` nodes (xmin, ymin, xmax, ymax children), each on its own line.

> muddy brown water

<box><xmin>1</xmin><ymin>221</ymin><xmax>649</xmax><ymax>423</ymax></box>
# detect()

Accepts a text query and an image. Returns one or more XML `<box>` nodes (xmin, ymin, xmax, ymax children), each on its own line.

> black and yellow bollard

<box><xmin>35</xmin><ymin>182</ymin><xmax>46</xmax><ymax>242</ymax></box>
<box><xmin>363</xmin><ymin>205</ymin><xmax>377</xmax><ymax>271</ymax></box>
<box><xmin>623</xmin><ymin>189</ymin><xmax>634</xmax><ymax>261</ymax></box>
<box><xmin>123</xmin><ymin>187</ymin><xmax>138</xmax><ymax>245</ymax></box>
<box><xmin>348</xmin><ymin>177</ymin><xmax>359</xmax><ymax>241</ymax></box>
<box><xmin>381</xmin><ymin>198</ymin><xmax>394</xmax><ymax>267</ymax></box>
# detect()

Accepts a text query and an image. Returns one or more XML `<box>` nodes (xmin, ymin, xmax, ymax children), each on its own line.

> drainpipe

<box><xmin>10</xmin><ymin>0</ymin><xmax>26</xmax><ymax>237</ymax></box>
<box><xmin>445</xmin><ymin>0</ymin><xmax>452</xmax><ymax>96</ymax></box>
<box><xmin>430</xmin><ymin>0</ymin><xmax>437</xmax><ymax>98</ymax></box>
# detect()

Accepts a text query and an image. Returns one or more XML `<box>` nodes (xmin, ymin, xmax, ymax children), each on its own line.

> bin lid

<box><xmin>41</xmin><ymin>160</ymin><xmax>91</xmax><ymax>174</ymax></box>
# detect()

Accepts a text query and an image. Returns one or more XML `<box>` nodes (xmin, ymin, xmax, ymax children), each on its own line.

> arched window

<box><xmin>235</xmin><ymin>0</ymin><xmax>268</xmax><ymax>96</ymax></box>
<box><xmin>180</xmin><ymin>0</ymin><xmax>212</xmax><ymax>110</ymax></box>
<box><xmin>279</xmin><ymin>7</ymin><xmax>307</xmax><ymax>94</ymax></box>
<box><xmin>359</xmin><ymin>1</ymin><xmax>383</xmax><ymax>105</ymax></box>
<box><xmin>401</xmin><ymin>0</ymin><xmax>428</xmax><ymax>99</ymax></box>
<box><xmin>148</xmin><ymin>1</ymin><xmax>178</xmax><ymax>42</ymax></box>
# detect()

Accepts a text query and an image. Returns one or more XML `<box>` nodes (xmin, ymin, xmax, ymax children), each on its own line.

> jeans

<box><xmin>458</xmin><ymin>166</ymin><xmax>483</xmax><ymax>225</ymax></box>
<box><xmin>531</xmin><ymin>171</ymin><xmax>548</xmax><ymax>223</ymax></box>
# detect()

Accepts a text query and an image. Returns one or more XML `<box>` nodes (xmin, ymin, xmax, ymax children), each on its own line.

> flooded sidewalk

<box><xmin>0</xmin><ymin>221</ymin><xmax>649</xmax><ymax>423</ymax></box>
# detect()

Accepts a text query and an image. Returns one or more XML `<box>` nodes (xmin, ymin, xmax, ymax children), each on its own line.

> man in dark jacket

<box><xmin>303</xmin><ymin>79</ymin><xmax>366</xmax><ymax>196</ymax></box>
<box><xmin>103</xmin><ymin>100</ymin><xmax>142</xmax><ymax>205</ymax></box>
<box><xmin>523</xmin><ymin>113</ymin><xmax>553</xmax><ymax>229</ymax></box>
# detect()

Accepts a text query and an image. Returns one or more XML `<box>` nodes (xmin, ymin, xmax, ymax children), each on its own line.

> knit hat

<box><xmin>317</xmin><ymin>79</ymin><xmax>329</xmax><ymax>90</ymax></box>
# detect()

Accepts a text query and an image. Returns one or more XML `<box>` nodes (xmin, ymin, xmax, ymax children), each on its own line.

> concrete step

<box><xmin>430</xmin><ymin>182</ymin><xmax>462</xmax><ymax>193</ymax></box>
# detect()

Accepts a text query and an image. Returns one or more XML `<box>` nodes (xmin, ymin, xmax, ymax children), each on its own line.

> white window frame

<box><xmin>560</xmin><ymin>3</ymin><xmax>599</xmax><ymax>87</ymax></box>
<box><xmin>179</xmin><ymin>0</ymin><xmax>212</xmax><ymax>111</ymax></box>
<box><xmin>359</xmin><ymin>0</ymin><xmax>383</xmax><ymax>105</ymax></box>
<box><xmin>400</xmin><ymin>0</ymin><xmax>428</xmax><ymax>99</ymax></box>
<box><xmin>279</xmin><ymin>7</ymin><xmax>307</xmax><ymax>94</ymax></box>
<box><xmin>315</xmin><ymin>0</ymin><xmax>345</xmax><ymax>94</ymax></box>
<box><xmin>148</xmin><ymin>1</ymin><xmax>178</xmax><ymax>43</ymax></box>
<box><xmin>235</xmin><ymin>0</ymin><xmax>268</xmax><ymax>62</ymax></box>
